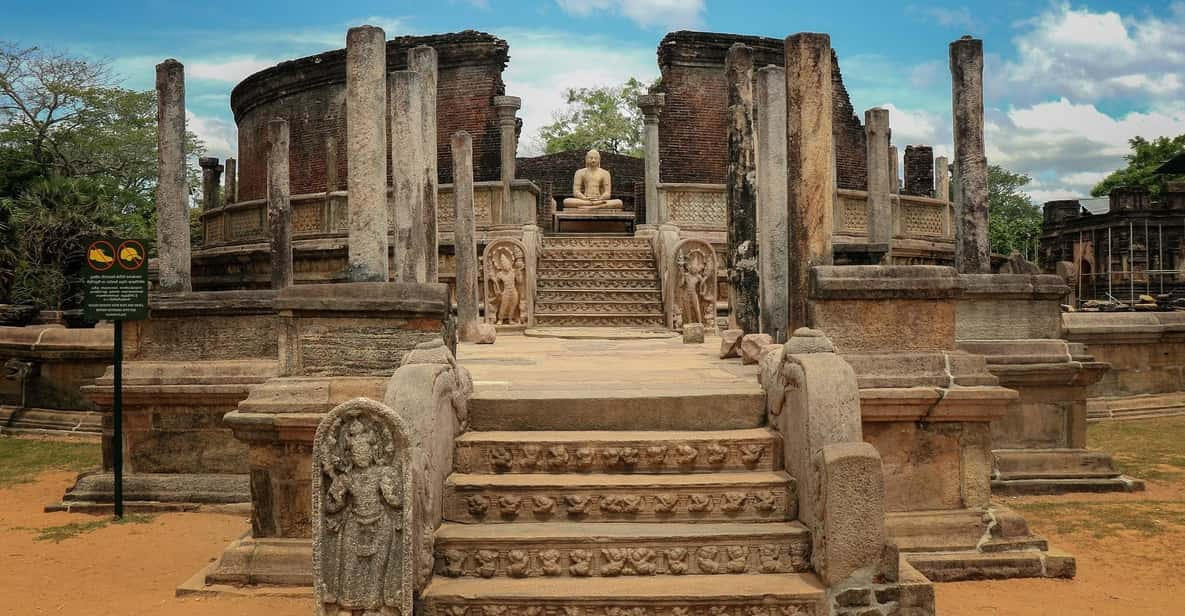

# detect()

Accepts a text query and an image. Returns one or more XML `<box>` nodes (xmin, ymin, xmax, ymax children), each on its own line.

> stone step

<box><xmin>543</xmin><ymin>237</ymin><xmax>652</xmax><ymax>249</ymax></box>
<box><xmin>536</xmin><ymin>289</ymin><xmax>664</xmax><ymax>303</ymax></box>
<box><xmin>536</xmin><ymin>300</ymin><xmax>664</xmax><ymax>315</ymax></box>
<box><xmin>469</xmin><ymin>388</ymin><xmax>765</xmax><ymax>431</ymax></box>
<box><xmin>537</xmin><ymin>278</ymin><xmax>661</xmax><ymax>291</ymax></box>
<box><xmin>433</xmin><ymin>521</ymin><xmax>811</xmax><ymax>579</ymax></box>
<box><xmin>538</xmin><ymin>269</ymin><xmax>660</xmax><ymax>280</ymax></box>
<box><xmin>534</xmin><ymin>314</ymin><xmax>667</xmax><ymax>327</ymax></box>
<box><xmin>538</xmin><ymin>259</ymin><xmax>657</xmax><ymax>271</ymax></box>
<box><xmin>421</xmin><ymin>573</ymin><xmax>826</xmax><ymax>615</ymax></box>
<box><xmin>541</xmin><ymin>248</ymin><xmax>655</xmax><ymax>260</ymax></box>
<box><xmin>454</xmin><ymin>428</ymin><xmax>781</xmax><ymax>474</ymax></box>
<box><xmin>444</xmin><ymin>471</ymin><xmax>796</xmax><ymax>524</ymax></box>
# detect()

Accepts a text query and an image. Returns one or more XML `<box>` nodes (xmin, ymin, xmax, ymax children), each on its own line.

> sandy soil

<box><xmin>937</xmin><ymin>479</ymin><xmax>1185</xmax><ymax>616</ymax></box>
<box><xmin>0</xmin><ymin>470</ymin><xmax>308</xmax><ymax>615</ymax></box>
<box><xmin>2</xmin><ymin>470</ymin><xmax>1183</xmax><ymax>614</ymax></box>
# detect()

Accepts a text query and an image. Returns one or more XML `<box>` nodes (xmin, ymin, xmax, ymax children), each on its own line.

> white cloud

<box><xmin>554</xmin><ymin>0</ymin><xmax>704</xmax><ymax>30</ymax></box>
<box><xmin>188</xmin><ymin>57</ymin><xmax>277</xmax><ymax>83</ymax></box>
<box><xmin>500</xmin><ymin>29</ymin><xmax>657</xmax><ymax>156</ymax></box>
<box><xmin>187</xmin><ymin>111</ymin><xmax>237</xmax><ymax>161</ymax></box>
<box><xmin>907</xmin><ymin>5</ymin><xmax>978</xmax><ymax>31</ymax></box>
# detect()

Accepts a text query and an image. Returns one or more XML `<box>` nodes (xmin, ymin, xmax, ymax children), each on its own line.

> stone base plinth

<box><xmin>203</xmin><ymin>535</ymin><xmax>313</xmax><ymax>587</ymax></box>
<box><xmin>50</xmin><ymin>471</ymin><xmax>249</xmax><ymax>512</ymax></box>
<box><xmin>991</xmin><ymin>448</ymin><xmax>1145</xmax><ymax>494</ymax></box>
<box><xmin>0</xmin><ymin>406</ymin><xmax>101</xmax><ymax>439</ymax></box>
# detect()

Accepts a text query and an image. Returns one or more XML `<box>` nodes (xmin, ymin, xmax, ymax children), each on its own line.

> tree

<box><xmin>1091</xmin><ymin>135</ymin><xmax>1185</xmax><ymax>197</ymax></box>
<box><xmin>537</xmin><ymin>77</ymin><xmax>655</xmax><ymax>157</ymax></box>
<box><xmin>988</xmin><ymin>164</ymin><xmax>1042</xmax><ymax>258</ymax></box>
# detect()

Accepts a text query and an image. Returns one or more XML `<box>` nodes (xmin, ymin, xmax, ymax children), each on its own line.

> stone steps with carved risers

<box><xmin>454</xmin><ymin>429</ymin><xmax>781</xmax><ymax>474</ymax></box>
<box><xmin>543</xmin><ymin>236</ymin><xmax>652</xmax><ymax>250</ymax></box>
<box><xmin>536</xmin><ymin>300</ymin><xmax>664</xmax><ymax>315</ymax></box>
<box><xmin>538</xmin><ymin>269</ymin><xmax>660</xmax><ymax>281</ymax></box>
<box><xmin>542</xmin><ymin>248</ymin><xmax>656</xmax><ymax>261</ymax></box>
<box><xmin>420</xmin><ymin>574</ymin><xmax>827</xmax><ymax>616</ymax></box>
<box><xmin>536</xmin><ymin>289</ymin><xmax>664</xmax><ymax>303</ymax></box>
<box><xmin>444</xmin><ymin>471</ymin><xmax>796</xmax><ymax>524</ymax></box>
<box><xmin>538</xmin><ymin>278</ymin><xmax>661</xmax><ymax>291</ymax></box>
<box><xmin>433</xmin><ymin>522</ymin><xmax>812</xmax><ymax>579</ymax></box>
<box><xmin>539</xmin><ymin>259</ymin><xmax>658</xmax><ymax>271</ymax></box>
<box><xmin>534</xmin><ymin>314</ymin><xmax>667</xmax><ymax>327</ymax></box>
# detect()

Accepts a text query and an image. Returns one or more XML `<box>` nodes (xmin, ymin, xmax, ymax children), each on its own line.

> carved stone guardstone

<box><xmin>314</xmin><ymin>397</ymin><xmax>415</xmax><ymax>616</ymax></box>
<box><xmin>668</xmin><ymin>239</ymin><xmax>718</xmax><ymax>332</ymax></box>
<box><xmin>482</xmin><ymin>238</ymin><xmax>530</xmax><ymax>327</ymax></box>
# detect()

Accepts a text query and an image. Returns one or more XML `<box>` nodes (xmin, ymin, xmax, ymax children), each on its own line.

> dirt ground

<box><xmin>2</xmin><ymin>420</ymin><xmax>1184</xmax><ymax>615</ymax></box>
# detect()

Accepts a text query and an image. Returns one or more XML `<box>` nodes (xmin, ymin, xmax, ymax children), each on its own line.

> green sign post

<box><xmin>82</xmin><ymin>237</ymin><xmax>149</xmax><ymax>518</ymax></box>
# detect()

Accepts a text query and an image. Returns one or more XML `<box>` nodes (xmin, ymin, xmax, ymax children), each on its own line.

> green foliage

<box><xmin>0</xmin><ymin>436</ymin><xmax>99</xmax><ymax>487</ymax></box>
<box><xmin>538</xmin><ymin>77</ymin><xmax>656</xmax><ymax>157</ymax></box>
<box><xmin>988</xmin><ymin>164</ymin><xmax>1042</xmax><ymax>257</ymax></box>
<box><xmin>34</xmin><ymin>514</ymin><xmax>153</xmax><ymax>542</ymax></box>
<box><xmin>1092</xmin><ymin>135</ymin><xmax>1185</xmax><ymax>197</ymax></box>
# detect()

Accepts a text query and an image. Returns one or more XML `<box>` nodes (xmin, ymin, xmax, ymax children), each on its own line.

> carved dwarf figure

<box><xmin>563</xmin><ymin>149</ymin><xmax>624</xmax><ymax>210</ymax></box>
<box><xmin>322</xmin><ymin>418</ymin><xmax>403</xmax><ymax>615</ymax></box>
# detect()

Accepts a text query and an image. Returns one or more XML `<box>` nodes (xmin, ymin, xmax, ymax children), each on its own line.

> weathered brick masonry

<box><xmin>231</xmin><ymin>31</ymin><xmax>509</xmax><ymax>202</ymax></box>
<box><xmin>516</xmin><ymin>149</ymin><xmax>645</xmax><ymax>231</ymax></box>
<box><xmin>904</xmin><ymin>145</ymin><xmax>934</xmax><ymax>197</ymax></box>
<box><xmin>656</xmin><ymin>31</ymin><xmax>867</xmax><ymax>190</ymax></box>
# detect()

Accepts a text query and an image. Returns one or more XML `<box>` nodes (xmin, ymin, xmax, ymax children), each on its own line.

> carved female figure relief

<box><xmin>314</xmin><ymin>399</ymin><xmax>413</xmax><ymax>616</ymax></box>
<box><xmin>483</xmin><ymin>240</ymin><xmax>529</xmax><ymax>326</ymax></box>
<box><xmin>671</xmin><ymin>240</ymin><xmax>717</xmax><ymax>331</ymax></box>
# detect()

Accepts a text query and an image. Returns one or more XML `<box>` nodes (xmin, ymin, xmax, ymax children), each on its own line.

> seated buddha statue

<box><xmin>562</xmin><ymin>149</ymin><xmax>624</xmax><ymax>210</ymax></box>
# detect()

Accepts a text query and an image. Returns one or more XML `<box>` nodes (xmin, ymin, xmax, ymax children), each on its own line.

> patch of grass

<box><xmin>33</xmin><ymin>513</ymin><xmax>153</xmax><ymax>543</ymax></box>
<box><xmin>1088</xmin><ymin>416</ymin><xmax>1185</xmax><ymax>482</ymax></box>
<box><xmin>0</xmin><ymin>437</ymin><xmax>101</xmax><ymax>488</ymax></box>
<box><xmin>1013</xmin><ymin>500</ymin><xmax>1185</xmax><ymax>538</ymax></box>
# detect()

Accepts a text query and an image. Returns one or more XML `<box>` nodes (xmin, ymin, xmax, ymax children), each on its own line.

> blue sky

<box><xmin>2</xmin><ymin>0</ymin><xmax>1183</xmax><ymax>201</ymax></box>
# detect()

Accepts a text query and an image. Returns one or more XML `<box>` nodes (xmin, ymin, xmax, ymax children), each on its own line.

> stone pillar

<box><xmin>638</xmin><ymin>93</ymin><xmax>666</xmax><ymax>229</ymax></box>
<box><xmin>154</xmin><ymin>59</ymin><xmax>191</xmax><ymax>294</ymax></box>
<box><xmin>452</xmin><ymin>131</ymin><xmax>480</xmax><ymax>334</ymax></box>
<box><xmin>224</xmin><ymin>157</ymin><xmax>237</xmax><ymax>204</ymax></box>
<box><xmin>493</xmin><ymin>96</ymin><xmax>522</xmax><ymax>225</ymax></box>
<box><xmin>267</xmin><ymin>119</ymin><xmax>292</xmax><ymax>290</ymax></box>
<box><xmin>951</xmin><ymin>36</ymin><xmax>990</xmax><ymax>273</ymax></box>
<box><xmin>409</xmin><ymin>46</ymin><xmax>439</xmax><ymax>281</ymax></box>
<box><xmin>865</xmin><ymin>108</ymin><xmax>892</xmax><ymax>260</ymax></box>
<box><xmin>345</xmin><ymin>25</ymin><xmax>390</xmax><ymax>283</ymax></box>
<box><xmin>904</xmin><ymin>145</ymin><xmax>934</xmax><ymax>197</ymax></box>
<box><xmin>725</xmin><ymin>43</ymin><xmax>760</xmax><ymax>334</ymax></box>
<box><xmin>935</xmin><ymin>156</ymin><xmax>950</xmax><ymax>201</ymax></box>
<box><xmin>757</xmin><ymin>66</ymin><xmax>789</xmax><ymax>342</ymax></box>
<box><xmin>888</xmin><ymin>145</ymin><xmax>899</xmax><ymax>195</ymax></box>
<box><xmin>784</xmin><ymin>33</ymin><xmax>834</xmax><ymax>331</ymax></box>
<box><xmin>199</xmin><ymin>157</ymin><xmax>223</xmax><ymax>211</ymax></box>
<box><xmin>392</xmin><ymin>70</ymin><xmax>427</xmax><ymax>282</ymax></box>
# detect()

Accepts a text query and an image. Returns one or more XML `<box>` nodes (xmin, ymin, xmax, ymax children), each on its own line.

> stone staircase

<box><xmin>535</xmin><ymin>236</ymin><xmax>666</xmax><ymax>327</ymax></box>
<box><xmin>421</xmin><ymin>394</ymin><xmax>827</xmax><ymax>614</ymax></box>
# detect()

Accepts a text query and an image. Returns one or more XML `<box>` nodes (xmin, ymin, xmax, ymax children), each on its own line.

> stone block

<box><xmin>741</xmin><ymin>333</ymin><xmax>773</xmax><ymax>365</ymax></box>
<box><xmin>720</xmin><ymin>328</ymin><xmax>744</xmax><ymax>358</ymax></box>
<box><xmin>683</xmin><ymin>323</ymin><xmax>705</xmax><ymax>344</ymax></box>
<box><xmin>460</xmin><ymin>321</ymin><xmax>496</xmax><ymax>344</ymax></box>
<box><xmin>814</xmin><ymin>441</ymin><xmax>885</xmax><ymax>586</ymax></box>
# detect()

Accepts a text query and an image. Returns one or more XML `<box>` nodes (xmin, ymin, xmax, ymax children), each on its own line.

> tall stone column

<box><xmin>199</xmin><ymin>157</ymin><xmax>223</xmax><ymax>211</ymax></box>
<box><xmin>756</xmin><ymin>66</ymin><xmax>789</xmax><ymax>342</ymax></box>
<box><xmin>865</xmin><ymin>108</ymin><xmax>892</xmax><ymax>260</ymax></box>
<box><xmin>784</xmin><ymin>33</ymin><xmax>834</xmax><ymax>331</ymax></box>
<box><xmin>452</xmin><ymin>131</ymin><xmax>480</xmax><ymax>336</ymax></box>
<box><xmin>267</xmin><ymin>119</ymin><xmax>293</xmax><ymax>289</ymax></box>
<box><xmin>154</xmin><ymin>59</ymin><xmax>191</xmax><ymax>293</ymax></box>
<box><xmin>224</xmin><ymin>157</ymin><xmax>237</xmax><ymax>204</ymax></box>
<box><xmin>725</xmin><ymin>43</ymin><xmax>760</xmax><ymax>334</ymax></box>
<box><xmin>345</xmin><ymin>25</ymin><xmax>390</xmax><ymax>282</ymax></box>
<box><xmin>951</xmin><ymin>35</ymin><xmax>990</xmax><ymax>273</ymax></box>
<box><xmin>493</xmin><ymin>96</ymin><xmax>522</xmax><ymax>225</ymax></box>
<box><xmin>392</xmin><ymin>70</ymin><xmax>427</xmax><ymax>282</ymax></box>
<box><xmin>888</xmin><ymin>145</ymin><xmax>899</xmax><ymax>195</ymax></box>
<box><xmin>409</xmin><ymin>46</ymin><xmax>440</xmax><ymax>281</ymax></box>
<box><xmin>935</xmin><ymin>156</ymin><xmax>950</xmax><ymax>201</ymax></box>
<box><xmin>638</xmin><ymin>93</ymin><xmax>666</xmax><ymax>230</ymax></box>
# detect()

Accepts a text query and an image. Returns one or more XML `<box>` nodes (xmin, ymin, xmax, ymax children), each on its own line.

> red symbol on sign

<box><xmin>86</xmin><ymin>240</ymin><xmax>116</xmax><ymax>271</ymax></box>
<box><xmin>117</xmin><ymin>240</ymin><xmax>146</xmax><ymax>270</ymax></box>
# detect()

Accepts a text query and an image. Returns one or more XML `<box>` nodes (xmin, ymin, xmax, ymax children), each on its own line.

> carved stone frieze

<box><xmin>456</xmin><ymin>440</ymin><xmax>776</xmax><ymax>474</ymax></box>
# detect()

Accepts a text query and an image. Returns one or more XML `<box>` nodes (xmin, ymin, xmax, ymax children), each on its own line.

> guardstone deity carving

<box><xmin>313</xmin><ymin>398</ymin><xmax>414</xmax><ymax>616</ymax></box>
<box><xmin>563</xmin><ymin>149</ymin><xmax>624</xmax><ymax>210</ymax></box>
<box><xmin>483</xmin><ymin>239</ymin><xmax>528</xmax><ymax>326</ymax></box>
<box><xmin>670</xmin><ymin>239</ymin><xmax>718</xmax><ymax>331</ymax></box>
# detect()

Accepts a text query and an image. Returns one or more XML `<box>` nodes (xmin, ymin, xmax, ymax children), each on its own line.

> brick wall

<box><xmin>516</xmin><ymin>150</ymin><xmax>645</xmax><ymax>230</ymax></box>
<box><xmin>656</xmin><ymin>31</ymin><xmax>868</xmax><ymax>190</ymax></box>
<box><xmin>231</xmin><ymin>31</ymin><xmax>508</xmax><ymax>202</ymax></box>
<box><xmin>903</xmin><ymin>145</ymin><xmax>934</xmax><ymax>196</ymax></box>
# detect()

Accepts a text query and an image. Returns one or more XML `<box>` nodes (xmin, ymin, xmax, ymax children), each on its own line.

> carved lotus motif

<box><xmin>490</xmin><ymin>447</ymin><xmax>513</xmax><ymax>472</ymax></box>
<box><xmin>722</xmin><ymin>492</ymin><xmax>747</xmax><ymax>512</ymax></box>
<box><xmin>443</xmin><ymin>548</ymin><xmax>467</xmax><ymax>577</ymax></box>
<box><xmin>740</xmin><ymin>444</ymin><xmax>765</xmax><ymax>465</ymax></box>
<box><xmin>466</xmin><ymin>495</ymin><xmax>490</xmax><ymax>516</ymax></box>
<box><xmin>540</xmin><ymin>549</ymin><xmax>563</xmax><ymax>576</ymax></box>
<box><xmin>688</xmin><ymin>494</ymin><xmax>713</xmax><ymax>512</ymax></box>
<box><xmin>476</xmin><ymin>550</ymin><xmax>499</xmax><ymax>578</ymax></box>
<box><xmin>706</xmin><ymin>442</ymin><xmax>728</xmax><ymax>464</ymax></box>
<box><xmin>506</xmin><ymin>549</ymin><xmax>530</xmax><ymax>578</ymax></box>
<box><xmin>666</xmin><ymin>547</ymin><xmax>689</xmax><ymax>575</ymax></box>
<box><xmin>569</xmin><ymin>549</ymin><xmax>593</xmax><ymax>576</ymax></box>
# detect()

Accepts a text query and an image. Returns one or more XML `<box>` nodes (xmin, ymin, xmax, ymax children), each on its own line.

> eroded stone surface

<box><xmin>741</xmin><ymin>334</ymin><xmax>774</xmax><ymax>365</ymax></box>
<box><xmin>683</xmin><ymin>323</ymin><xmax>705</xmax><ymax>344</ymax></box>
